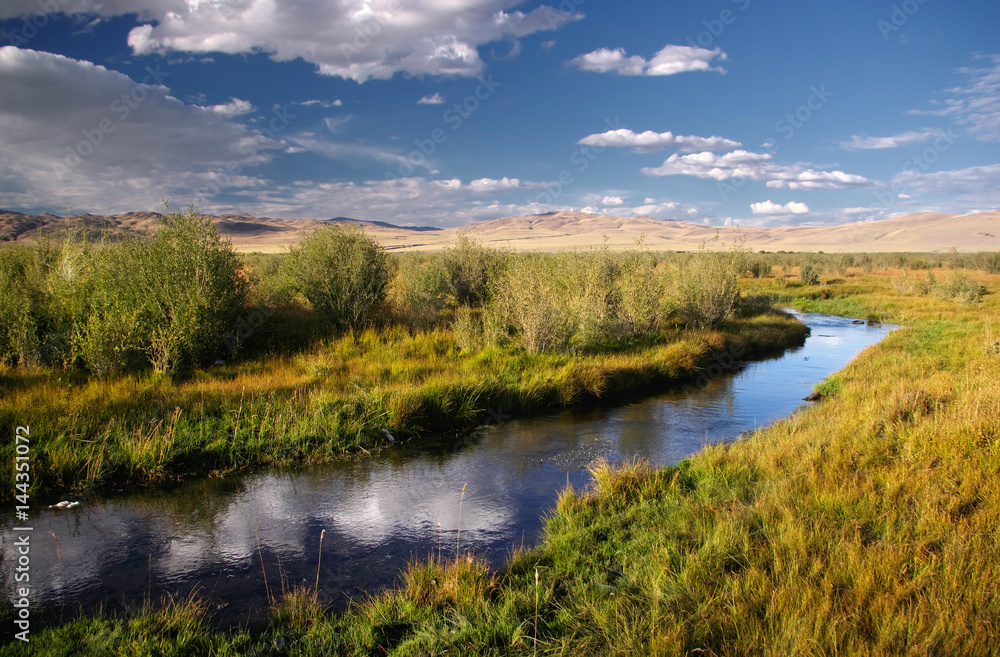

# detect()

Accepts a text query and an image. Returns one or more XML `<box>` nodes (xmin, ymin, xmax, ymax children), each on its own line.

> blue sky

<box><xmin>0</xmin><ymin>0</ymin><xmax>998</xmax><ymax>227</ymax></box>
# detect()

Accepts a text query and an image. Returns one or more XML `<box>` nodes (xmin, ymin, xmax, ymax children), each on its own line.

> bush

<box><xmin>746</xmin><ymin>259</ymin><xmax>772</xmax><ymax>279</ymax></box>
<box><xmin>0</xmin><ymin>244</ymin><xmax>44</xmax><ymax>367</ymax></box>
<box><xmin>799</xmin><ymin>263</ymin><xmax>820</xmax><ymax>286</ymax></box>
<box><xmin>285</xmin><ymin>224</ymin><xmax>389</xmax><ymax>332</ymax></box>
<box><xmin>485</xmin><ymin>253</ymin><xmax>574</xmax><ymax>353</ymax></box>
<box><xmin>392</xmin><ymin>252</ymin><xmax>452</xmax><ymax>327</ymax></box>
<box><xmin>934</xmin><ymin>271</ymin><xmax>986</xmax><ymax>304</ymax></box>
<box><xmin>0</xmin><ymin>241</ymin><xmax>83</xmax><ymax>368</ymax></box>
<box><xmin>973</xmin><ymin>251</ymin><xmax>1000</xmax><ymax>274</ymax></box>
<box><xmin>673</xmin><ymin>241</ymin><xmax>747</xmax><ymax>328</ymax></box>
<box><xmin>856</xmin><ymin>253</ymin><xmax>876</xmax><ymax>274</ymax></box>
<box><xmin>614</xmin><ymin>251</ymin><xmax>666</xmax><ymax>342</ymax></box>
<box><xmin>442</xmin><ymin>235</ymin><xmax>495</xmax><ymax>306</ymax></box>
<box><xmin>77</xmin><ymin>210</ymin><xmax>250</xmax><ymax>374</ymax></box>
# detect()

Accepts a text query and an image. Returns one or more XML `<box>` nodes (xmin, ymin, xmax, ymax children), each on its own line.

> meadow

<box><xmin>2</xmin><ymin>214</ymin><xmax>999</xmax><ymax>654</ymax></box>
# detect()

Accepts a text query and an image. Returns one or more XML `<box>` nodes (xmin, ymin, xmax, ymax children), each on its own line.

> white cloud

<box><xmin>297</xmin><ymin>99</ymin><xmax>342</xmax><ymax>108</ymax></box>
<box><xmin>417</xmin><ymin>93</ymin><xmax>445</xmax><ymax>105</ymax></box>
<box><xmin>601</xmin><ymin>195</ymin><xmax>624</xmax><ymax>206</ymax></box>
<box><xmin>909</xmin><ymin>54</ymin><xmax>1000</xmax><ymax>142</ymax></box>
<box><xmin>0</xmin><ymin>0</ymin><xmax>583</xmax><ymax>83</ymax></box>
<box><xmin>642</xmin><ymin>150</ymin><xmax>871</xmax><ymax>190</ymax></box>
<box><xmin>568</xmin><ymin>44</ymin><xmax>726</xmax><ymax>76</ymax></box>
<box><xmin>891</xmin><ymin>163</ymin><xmax>1000</xmax><ymax>203</ymax></box>
<box><xmin>750</xmin><ymin>200</ymin><xmax>810</xmax><ymax>215</ymax></box>
<box><xmin>840</xmin><ymin>129</ymin><xmax>940</xmax><ymax>150</ymax></box>
<box><xmin>466</xmin><ymin>177</ymin><xmax>527</xmax><ymax>192</ymax></box>
<box><xmin>0</xmin><ymin>46</ymin><xmax>283</xmax><ymax>213</ymax></box>
<box><xmin>202</xmin><ymin>97</ymin><xmax>255</xmax><ymax>118</ymax></box>
<box><xmin>579</xmin><ymin>128</ymin><xmax>740</xmax><ymax>153</ymax></box>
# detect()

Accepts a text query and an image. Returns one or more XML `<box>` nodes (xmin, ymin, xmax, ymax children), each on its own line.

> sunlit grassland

<box><xmin>0</xmin><ymin>314</ymin><xmax>806</xmax><ymax>501</ymax></box>
<box><xmin>4</xmin><ymin>268</ymin><xmax>998</xmax><ymax>655</ymax></box>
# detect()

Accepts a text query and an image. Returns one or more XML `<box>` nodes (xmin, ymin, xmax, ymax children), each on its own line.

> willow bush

<box><xmin>1</xmin><ymin>209</ymin><xmax>249</xmax><ymax>375</ymax></box>
<box><xmin>284</xmin><ymin>224</ymin><xmax>389</xmax><ymax>332</ymax></box>
<box><xmin>672</xmin><ymin>239</ymin><xmax>748</xmax><ymax>328</ymax></box>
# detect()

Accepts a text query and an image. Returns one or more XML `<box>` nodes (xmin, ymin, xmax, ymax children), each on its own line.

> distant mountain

<box><xmin>327</xmin><ymin>216</ymin><xmax>442</xmax><ymax>232</ymax></box>
<box><xmin>2</xmin><ymin>208</ymin><xmax>997</xmax><ymax>253</ymax></box>
<box><xmin>0</xmin><ymin>210</ymin><xmax>441</xmax><ymax>252</ymax></box>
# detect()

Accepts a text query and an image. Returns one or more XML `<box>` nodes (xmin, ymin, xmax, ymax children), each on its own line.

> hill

<box><xmin>1</xmin><ymin>208</ymin><xmax>997</xmax><ymax>253</ymax></box>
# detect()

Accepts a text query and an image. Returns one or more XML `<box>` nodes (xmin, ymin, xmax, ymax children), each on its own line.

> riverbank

<box><xmin>0</xmin><ymin>312</ymin><xmax>807</xmax><ymax>502</ymax></box>
<box><xmin>4</xmin><ymin>269</ymin><xmax>999</xmax><ymax>654</ymax></box>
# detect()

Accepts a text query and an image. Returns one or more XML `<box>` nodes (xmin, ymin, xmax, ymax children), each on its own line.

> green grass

<box><xmin>0</xmin><ymin>313</ymin><xmax>807</xmax><ymax>502</ymax></box>
<box><xmin>5</xmin><ymin>268</ymin><xmax>999</xmax><ymax>655</ymax></box>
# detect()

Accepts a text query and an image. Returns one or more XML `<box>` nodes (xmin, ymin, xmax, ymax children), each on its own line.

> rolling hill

<box><xmin>1</xmin><ymin>208</ymin><xmax>997</xmax><ymax>253</ymax></box>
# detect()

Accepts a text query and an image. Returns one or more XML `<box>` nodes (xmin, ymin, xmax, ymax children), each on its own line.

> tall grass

<box><xmin>0</xmin><ymin>312</ymin><xmax>806</xmax><ymax>500</ymax></box>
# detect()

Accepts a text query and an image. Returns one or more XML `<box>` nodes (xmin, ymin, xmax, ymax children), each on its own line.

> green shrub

<box><xmin>0</xmin><ymin>241</ymin><xmax>81</xmax><ymax>368</ymax></box>
<box><xmin>285</xmin><ymin>224</ymin><xmax>389</xmax><ymax>332</ymax></box>
<box><xmin>614</xmin><ymin>251</ymin><xmax>667</xmax><ymax>343</ymax></box>
<box><xmin>392</xmin><ymin>252</ymin><xmax>452</xmax><ymax>327</ymax></box>
<box><xmin>856</xmin><ymin>253</ymin><xmax>876</xmax><ymax>274</ymax></box>
<box><xmin>934</xmin><ymin>271</ymin><xmax>986</xmax><ymax>304</ymax></box>
<box><xmin>442</xmin><ymin>235</ymin><xmax>496</xmax><ymax>306</ymax></box>
<box><xmin>799</xmin><ymin>263</ymin><xmax>820</xmax><ymax>286</ymax></box>
<box><xmin>973</xmin><ymin>251</ymin><xmax>1000</xmax><ymax>274</ymax></box>
<box><xmin>485</xmin><ymin>253</ymin><xmax>574</xmax><ymax>353</ymax></box>
<box><xmin>0</xmin><ymin>244</ymin><xmax>43</xmax><ymax>367</ymax></box>
<box><xmin>746</xmin><ymin>259</ymin><xmax>772</xmax><ymax>279</ymax></box>
<box><xmin>77</xmin><ymin>210</ymin><xmax>249</xmax><ymax>374</ymax></box>
<box><xmin>673</xmin><ymin>242</ymin><xmax>747</xmax><ymax>328</ymax></box>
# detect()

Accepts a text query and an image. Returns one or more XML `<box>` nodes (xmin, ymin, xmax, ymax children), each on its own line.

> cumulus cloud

<box><xmin>909</xmin><ymin>54</ymin><xmax>1000</xmax><ymax>142</ymax></box>
<box><xmin>0</xmin><ymin>0</ymin><xmax>584</xmax><ymax>83</ymax></box>
<box><xmin>578</xmin><ymin>128</ymin><xmax>740</xmax><ymax>153</ymax></box>
<box><xmin>840</xmin><ymin>129</ymin><xmax>940</xmax><ymax>150</ymax></box>
<box><xmin>465</xmin><ymin>177</ymin><xmax>529</xmax><ymax>192</ymax></box>
<box><xmin>417</xmin><ymin>93</ymin><xmax>445</xmax><ymax>105</ymax></box>
<box><xmin>202</xmin><ymin>97</ymin><xmax>255</xmax><ymax>118</ymax></box>
<box><xmin>642</xmin><ymin>150</ymin><xmax>871</xmax><ymax>190</ymax></box>
<box><xmin>0</xmin><ymin>46</ymin><xmax>284</xmax><ymax>212</ymax></box>
<box><xmin>601</xmin><ymin>195</ymin><xmax>624</xmax><ymax>206</ymax></box>
<box><xmin>568</xmin><ymin>44</ymin><xmax>726</xmax><ymax>76</ymax></box>
<box><xmin>750</xmin><ymin>200</ymin><xmax>810</xmax><ymax>215</ymax></box>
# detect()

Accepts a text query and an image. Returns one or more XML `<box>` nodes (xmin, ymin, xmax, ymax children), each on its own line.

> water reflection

<box><xmin>2</xmin><ymin>312</ymin><xmax>894</xmax><ymax>627</ymax></box>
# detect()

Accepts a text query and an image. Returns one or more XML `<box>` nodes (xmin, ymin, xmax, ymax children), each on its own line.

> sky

<box><xmin>0</xmin><ymin>0</ymin><xmax>998</xmax><ymax>228</ymax></box>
